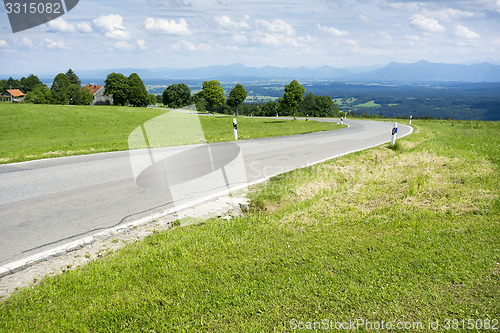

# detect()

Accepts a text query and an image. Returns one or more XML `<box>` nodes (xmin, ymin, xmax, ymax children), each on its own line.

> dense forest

<box><xmin>269</xmin><ymin>82</ymin><xmax>500</xmax><ymax>121</ymax></box>
<box><xmin>147</xmin><ymin>80</ymin><xmax>500</xmax><ymax>121</ymax></box>
<box><xmin>303</xmin><ymin>81</ymin><xmax>500</xmax><ymax>121</ymax></box>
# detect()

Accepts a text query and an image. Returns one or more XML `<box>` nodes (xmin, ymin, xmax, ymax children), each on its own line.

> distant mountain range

<box><xmin>8</xmin><ymin>60</ymin><xmax>500</xmax><ymax>83</ymax></box>
<box><xmin>350</xmin><ymin>60</ymin><xmax>500</xmax><ymax>82</ymax></box>
<box><xmin>75</xmin><ymin>63</ymin><xmax>360</xmax><ymax>82</ymax></box>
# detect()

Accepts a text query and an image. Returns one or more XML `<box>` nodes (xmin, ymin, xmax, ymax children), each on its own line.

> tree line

<box><xmin>160</xmin><ymin>79</ymin><xmax>340</xmax><ymax>118</ymax></box>
<box><xmin>1</xmin><ymin>75</ymin><xmax>44</xmax><ymax>94</ymax></box>
<box><xmin>1</xmin><ymin>69</ymin><xmax>155</xmax><ymax>106</ymax></box>
<box><xmin>159</xmin><ymin>80</ymin><xmax>249</xmax><ymax>115</ymax></box>
<box><xmin>1</xmin><ymin>70</ymin><xmax>93</xmax><ymax>105</ymax></box>
<box><xmin>3</xmin><ymin>72</ymin><xmax>341</xmax><ymax>118</ymax></box>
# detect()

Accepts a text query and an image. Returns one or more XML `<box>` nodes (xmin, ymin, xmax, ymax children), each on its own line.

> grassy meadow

<box><xmin>0</xmin><ymin>103</ymin><xmax>342</xmax><ymax>164</ymax></box>
<box><xmin>0</xmin><ymin>119</ymin><xmax>498</xmax><ymax>331</ymax></box>
<box><xmin>354</xmin><ymin>100</ymin><xmax>381</xmax><ymax>108</ymax></box>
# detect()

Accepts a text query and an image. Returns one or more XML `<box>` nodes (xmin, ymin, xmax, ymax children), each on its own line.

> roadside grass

<box><xmin>0</xmin><ymin>120</ymin><xmax>498</xmax><ymax>332</ymax></box>
<box><xmin>201</xmin><ymin>116</ymin><xmax>343</xmax><ymax>142</ymax></box>
<box><xmin>0</xmin><ymin>104</ymin><xmax>342</xmax><ymax>164</ymax></box>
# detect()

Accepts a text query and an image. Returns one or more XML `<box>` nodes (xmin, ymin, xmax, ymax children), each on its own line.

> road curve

<box><xmin>0</xmin><ymin>118</ymin><xmax>412</xmax><ymax>268</ymax></box>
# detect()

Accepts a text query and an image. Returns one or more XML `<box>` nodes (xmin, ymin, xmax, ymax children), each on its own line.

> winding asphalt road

<box><xmin>0</xmin><ymin>118</ymin><xmax>412</xmax><ymax>268</ymax></box>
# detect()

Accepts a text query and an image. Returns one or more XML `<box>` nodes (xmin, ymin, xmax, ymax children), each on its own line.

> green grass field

<box><xmin>1</xmin><ymin>119</ymin><xmax>498</xmax><ymax>332</ymax></box>
<box><xmin>354</xmin><ymin>100</ymin><xmax>381</xmax><ymax>108</ymax></box>
<box><xmin>333</xmin><ymin>97</ymin><xmax>357</xmax><ymax>106</ymax></box>
<box><xmin>0</xmin><ymin>103</ymin><xmax>342</xmax><ymax>164</ymax></box>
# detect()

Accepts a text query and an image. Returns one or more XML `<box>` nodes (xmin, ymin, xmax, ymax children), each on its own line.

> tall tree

<box><xmin>279</xmin><ymin>80</ymin><xmax>305</xmax><ymax>120</ymax></box>
<box><xmin>227</xmin><ymin>84</ymin><xmax>247</xmax><ymax>116</ymax></box>
<box><xmin>104</xmin><ymin>72</ymin><xmax>129</xmax><ymax>106</ymax></box>
<box><xmin>317</xmin><ymin>95</ymin><xmax>339</xmax><ymax>117</ymax></box>
<box><xmin>127</xmin><ymin>73</ymin><xmax>148</xmax><ymax>107</ymax></box>
<box><xmin>65</xmin><ymin>69</ymin><xmax>81</xmax><ymax>87</ymax></box>
<box><xmin>0</xmin><ymin>79</ymin><xmax>7</xmax><ymax>92</ymax></box>
<box><xmin>148</xmin><ymin>94</ymin><xmax>157</xmax><ymax>105</ymax></box>
<box><xmin>201</xmin><ymin>80</ymin><xmax>225</xmax><ymax>113</ymax></box>
<box><xmin>162</xmin><ymin>83</ymin><xmax>191</xmax><ymax>108</ymax></box>
<box><xmin>50</xmin><ymin>70</ymin><xmax>90</xmax><ymax>105</ymax></box>
<box><xmin>51</xmin><ymin>73</ymin><xmax>72</xmax><ymax>104</ymax></box>
<box><xmin>6</xmin><ymin>77</ymin><xmax>21</xmax><ymax>90</ymax></box>
<box><xmin>20</xmin><ymin>74</ymin><xmax>42</xmax><ymax>92</ymax></box>
<box><xmin>156</xmin><ymin>94</ymin><xmax>162</xmax><ymax>105</ymax></box>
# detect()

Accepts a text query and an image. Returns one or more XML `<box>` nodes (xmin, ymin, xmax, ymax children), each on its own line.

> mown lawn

<box><xmin>0</xmin><ymin>103</ymin><xmax>342</xmax><ymax>164</ymax></box>
<box><xmin>0</xmin><ymin>120</ymin><xmax>498</xmax><ymax>332</ymax></box>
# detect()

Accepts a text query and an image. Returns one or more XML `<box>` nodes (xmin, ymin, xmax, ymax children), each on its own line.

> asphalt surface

<box><xmin>0</xmin><ymin>118</ymin><xmax>412</xmax><ymax>266</ymax></box>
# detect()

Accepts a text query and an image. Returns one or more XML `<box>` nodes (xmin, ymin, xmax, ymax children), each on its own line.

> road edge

<box><xmin>0</xmin><ymin>122</ymin><xmax>413</xmax><ymax>280</ymax></box>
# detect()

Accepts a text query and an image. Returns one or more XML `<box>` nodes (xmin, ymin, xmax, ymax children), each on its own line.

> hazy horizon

<box><xmin>1</xmin><ymin>0</ymin><xmax>499</xmax><ymax>75</ymax></box>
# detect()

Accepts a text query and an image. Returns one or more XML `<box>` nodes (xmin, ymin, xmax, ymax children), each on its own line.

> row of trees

<box><xmin>2</xmin><ymin>70</ymin><xmax>94</xmax><ymax>105</ymax></box>
<box><xmin>104</xmin><ymin>72</ymin><xmax>156</xmax><ymax>107</ymax></box>
<box><xmin>3</xmin><ymin>70</ymin><xmax>154</xmax><ymax>107</ymax></box>
<box><xmin>50</xmin><ymin>69</ymin><xmax>94</xmax><ymax>105</ymax></box>
<box><xmin>3</xmin><ymin>72</ymin><xmax>340</xmax><ymax>117</ymax></box>
<box><xmin>160</xmin><ymin>79</ymin><xmax>340</xmax><ymax>118</ymax></box>
<box><xmin>160</xmin><ymin>81</ymin><xmax>248</xmax><ymax>115</ymax></box>
<box><xmin>0</xmin><ymin>75</ymin><xmax>43</xmax><ymax>94</ymax></box>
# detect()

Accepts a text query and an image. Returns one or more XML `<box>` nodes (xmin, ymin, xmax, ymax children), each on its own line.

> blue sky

<box><xmin>1</xmin><ymin>0</ymin><xmax>499</xmax><ymax>75</ymax></box>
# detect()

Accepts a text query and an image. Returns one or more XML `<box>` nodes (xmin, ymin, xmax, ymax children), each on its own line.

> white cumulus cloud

<box><xmin>421</xmin><ymin>8</ymin><xmax>474</xmax><ymax>21</ymax></box>
<box><xmin>215</xmin><ymin>15</ymin><xmax>251</xmax><ymax>30</ymax></box>
<box><xmin>144</xmin><ymin>18</ymin><xmax>191</xmax><ymax>35</ymax></box>
<box><xmin>317</xmin><ymin>24</ymin><xmax>350</xmax><ymax>37</ymax></box>
<box><xmin>47</xmin><ymin>18</ymin><xmax>75</xmax><ymax>32</ymax></box>
<box><xmin>107</xmin><ymin>29</ymin><xmax>132</xmax><ymax>40</ymax></box>
<box><xmin>259</xmin><ymin>33</ymin><xmax>299</xmax><ymax>47</ymax></box>
<box><xmin>22</xmin><ymin>37</ymin><xmax>34</xmax><ymax>48</ymax></box>
<box><xmin>0</xmin><ymin>40</ymin><xmax>8</xmax><ymax>48</ymax></box>
<box><xmin>93</xmin><ymin>14</ymin><xmax>131</xmax><ymax>40</ymax></box>
<box><xmin>258</xmin><ymin>19</ymin><xmax>295</xmax><ymax>36</ymax></box>
<box><xmin>455</xmin><ymin>25</ymin><xmax>480</xmax><ymax>39</ymax></box>
<box><xmin>411</xmin><ymin>14</ymin><xmax>446</xmax><ymax>32</ymax></box>
<box><xmin>77</xmin><ymin>22</ymin><xmax>93</xmax><ymax>33</ymax></box>
<box><xmin>45</xmin><ymin>39</ymin><xmax>70</xmax><ymax>50</ymax></box>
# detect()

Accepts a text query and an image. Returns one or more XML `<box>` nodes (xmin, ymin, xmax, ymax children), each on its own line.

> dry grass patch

<box><xmin>327</xmin><ymin>150</ymin><xmax>497</xmax><ymax>215</ymax></box>
<box><xmin>255</xmin><ymin>122</ymin><xmax>497</xmax><ymax>218</ymax></box>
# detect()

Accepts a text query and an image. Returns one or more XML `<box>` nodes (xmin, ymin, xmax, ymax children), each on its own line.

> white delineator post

<box><xmin>340</xmin><ymin>117</ymin><xmax>344</xmax><ymax>125</ymax></box>
<box><xmin>391</xmin><ymin>122</ymin><xmax>398</xmax><ymax>146</ymax></box>
<box><xmin>233</xmin><ymin>118</ymin><xmax>238</xmax><ymax>141</ymax></box>
<box><xmin>409</xmin><ymin>115</ymin><xmax>413</xmax><ymax>125</ymax></box>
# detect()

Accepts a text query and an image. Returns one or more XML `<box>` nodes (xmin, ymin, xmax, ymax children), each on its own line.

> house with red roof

<box><xmin>1</xmin><ymin>89</ymin><xmax>25</xmax><ymax>102</ymax></box>
<box><xmin>83</xmin><ymin>84</ymin><xmax>113</xmax><ymax>105</ymax></box>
